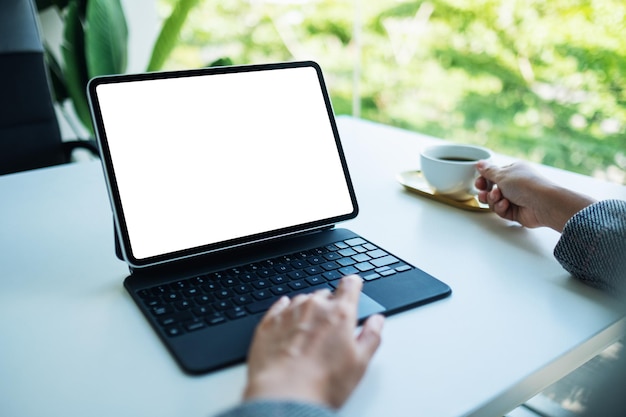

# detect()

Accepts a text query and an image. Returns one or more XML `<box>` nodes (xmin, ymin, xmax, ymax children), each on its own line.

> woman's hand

<box><xmin>475</xmin><ymin>161</ymin><xmax>596</xmax><ymax>232</ymax></box>
<box><xmin>243</xmin><ymin>275</ymin><xmax>385</xmax><ymax>409</ymax></box>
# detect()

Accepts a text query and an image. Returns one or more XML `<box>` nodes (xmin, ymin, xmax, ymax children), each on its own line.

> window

<box><xmin>162</xmin><ymin>0</ymin><xmax>626</xmax><ymax>183</ymax></box>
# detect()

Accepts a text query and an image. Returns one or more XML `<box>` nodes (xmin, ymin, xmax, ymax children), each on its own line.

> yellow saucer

<box><xmin>396</xmin><ymin>170</ymin><xmax>490</xmax><ymax>212</ymax></box>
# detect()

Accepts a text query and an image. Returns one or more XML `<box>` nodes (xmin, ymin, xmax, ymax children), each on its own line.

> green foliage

<box><xmin>38</xmin><ymin>0</ymin><xmax>129</xmax><ymax>135</ymax></box>
<box><xmin>37</xmin><ymin>0</ymin><xmax>200</xmax><ymax>135</ymax></box>
<box><xmin>160</xmin><ymin>0</ymin><xmax>625</xmax><ymax>183</ymax></box>
<box><xmin>85</xmin><ymin>0</ymin><xmax>128</xmax><ymax>76</ymax></box>
<box><xmin>61</xmin><ymin>1</ymin><xmax>92</xmax><ymax>132</ymax></box>
<box><xmin>147</xmin><ymin>0</ymin><xmax>201</xmax><ymax>72</ymax></box>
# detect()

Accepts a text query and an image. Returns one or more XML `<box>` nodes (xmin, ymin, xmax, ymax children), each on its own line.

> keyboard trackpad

<box><xmin>357</xmin><ymin>292</ymin><xmax>385</xmax><ymax>320</ymax></box>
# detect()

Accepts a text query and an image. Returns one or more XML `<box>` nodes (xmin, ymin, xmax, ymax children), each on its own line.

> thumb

<box><xmin>476</xmin><ymin>160</ymin><xmax>501</xmax><ymax>183</ymax></box>
<box><xmin>355</xmin><ymin>314</ymin><xmax>384</xmax><ymax>361</ymax></box>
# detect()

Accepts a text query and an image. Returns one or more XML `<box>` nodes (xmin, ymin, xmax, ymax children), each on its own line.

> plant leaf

<box><xmin>61</xmin><ymin>0</ymin><xmax>92</xmax><ymax>134</ymax></box>
<box><xmin>147</xmin><ymin>0</ymin><xmax>201</xmax><ymax>72</ymax></box>
<box><xmin>208</xmin><ymin>57</ymin><xmax>233</xmax><ymax>67</ymax></box>
<box><xmin>85</xmin><ymin>0</ymin><xmax>128</xmax><ymax>77</ymax></box>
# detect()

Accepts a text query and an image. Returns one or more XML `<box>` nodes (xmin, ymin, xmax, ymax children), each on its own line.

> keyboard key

<box><xmin>289</xmin><ymin>280</ymin><xmax>308</xmax><ymax>290</ymax></box>
<box><xmin>245</xmin><ymin>263</ymin><xmax>262</xmax><ymax>272</ymax></box>
<box><xmin>185</xmin><ymin>320</ymin><xmax>206</xmax><ymax>332</ymax></box>
<box><xmin>337</xmin><ymin>257</ymin><xmax>356</xmax><ymax>267</ymax></box>
<box><xmin>362</xmin><ymin>272</ymin><xmax>381</xmax><ymax>281</ymax></box>
<box><xmin>291</xmin><ymin>260</ymin><xmax>310</xmax><ymax>269</ymax></box>
<box><xmin>339</xmin><ymin>266</ymin><xmax>359</xmax><ymax>276</ymax></box>
<box><xmin>322</xmin><ymin>270</ymin><xmax>342</xmax><ymax>281</ymax></box>
<box><xmin>151</xmin><ymin>285</ymin><xmax>169</xmax><ymax>296</ymax></box>
<box><xmin>159</xmin><ymin>311</ymin><xmax>193</xmax><ymax>326</ymax></box>
<box><xmin>371</xmin><ymin>255</ymin><xmax>399</xmax><ymax>268</ymax></box>
<box><xmin>345</xmin><ymin>237</ymin><xmax>366</xmax><ymax>246</ymax></box>
<box><xmin>184</xmin><ymin>287</ymin><xmax>200</xmax><ymax>297</ymax></box>
<box><xmin>196</xmin><ymin>294</ymin><xmax>214</xmax><ymax>304</ymax></box>
<box><xmin>215</xmin><ymin>289</ymin><xmax>232</xmax><ymax>299</ymax></box>
<box><xmin>395</xmin><ymin>265</ymin><xmax>412</xmax><ymax>272</ymax></box>
<box><xmin>288</xmin><ymin>270</ymin><xmax>307</xmax><ymax>280</ymax></box>
<box><xmin>380</xmin><ymin>269</ymin><xmax>396</xmax><ymax>277</ymax></box>
<box><xmin>190</xmin><ymin>276</ymin><xmax>206</xmax><ymax>285</ymax></box>
<box><xmin>306</xmin><ymin>275</ymin><xmax>326</xmax><ymax>285</ymax></box>
<box><xmin>226</xmin><ymin>307</ymin><xmax>247</xmax><ymax>320</ymax></box>
<box><xmin>323</xmin><ymin>252</ymin><xmax>342</xmax><ymax>260</ymax></box>
<box><xmin>233</xmin><ymin>294</ymin><xmax>253</xmax><ymax>305</ymax></box>
<box><xmin>271</xmin><ymin>285</ymin><xmax>289</xmax><ymax>295</ymax></box>
<box><xmin>367</xmin><ymin>249</ymin><xmax>388</xmax><ymax>259</ymax></box>
<box><xmin>137</xmin><ymin>289</ymin><xmax>151</xmax><ymax>299</ymax></box>
<box><xmin>170</xmin><ymin>280</ymin><xmax>188</xmax><ymax>290</ymax></box>
<box><xmin>175</xmin><ymin>300</ymin><xmax>192</xmax><ymax>310</ymax></box>
<box><xmin>320</xmin><ymin>261</ymin><xmax>340</xmax><ymax>271</ymax></box>
<box><xmin>238</xmin><ymin>272</ymin><xmax>256</xmax><ymax>282</ymax></box>
<box><xmin>311</xmin><ymin>247</ymin><xmax>327</xmax><ymax>255</ymax></box>
<box><xmin>223</xmin><ymin>277</ymin><xmax>239</xmax><ymax>286</ymax></box>
<box><xmin>338</xmin><ymin>248</ymin><xmax>357</xmax><ymax>257</ymax></box>
<box><xmin>227</xmin><ymin>267</ymin><xmax>243</xmax><ymax>276</ymax></box>
<box><xmin>206</xmin><ymin>312</ymin><xmax>226</xmax><ymax>326</ymax></box>
<box><xmin>193</xmin><ymin>305</ymin><xmax>213</xmax><ymax>316</ymax></box>
<box><xmin>208</xmin><ymin>271</ymin><xmax>225</xmax><ymax>280</ymax></box>
<box><xmin>163</xmin><ymin>292</ymin><xmax>180</xmax><ymax>302</ymax></box>
<box><xmin>252</xmin><ymin>290</ymin><xmax>272</xmax><ymax>300</ymax></box>
<box><xmin>252</xmin><ymin>279</ymin><xmax>270</xmax><ymax>289</ymax></box>
<box><xmin>202</xmin><ymin>282</ymin><xmax>221</xmax><ymax>292</ymax></box>
<box><xmin>270</xmin><ymin>275</ymin><xmax>288</xmax><ymax>285</ymax></box>
<box><xmin>352</xmin><ymin>253</ymin><xmax>372</xmax><ymax>263</ymax></box>
<box><xmin>151</xmin><ymin>305</ymin><xmax>173</xmax><ymax>316</ymax></box>
<box><xmin>143</xmin><ymin>296</ymin><xmax>161</xmax><ymax>307</ymax></box>
<box><xmin>274</xmin><ymin>264</ymin><xmax>292</xmax><ymax>273</ymax></box>
<box><xmin>334</xmin><ymin>241</ymin><xmax>349</xmax><ymax>249</ymax></box>
<box><xmin>260</xmin><ymin>259</ymin><xmax>275</xmax><ymax>268</ymax></box>
<box><xmin>233</xmin><ymin>284</ymin><xmax>252</xmax><ymax>294</ymax></box>
<box><xmin>256</xmin><ymin>269</ymin><xmax>276</xmax><ymax>278</ymax></box>
<box><xmin>355</xmin><ymin>262</ymin><xmax>375</xmax><ymax>272</ymax></box>
<box><xmin>307</xmin><ymin>256</ymin><xmax>325</xmax><ymax>264</ymax></box>
<box><xmin>304</xmin><ymin>266</ymin><xmax>324</xmax><ymax>275</ymax></box>
<box><xmin>213</xmin><ymin>300</ymin><xmax>233</xmax><ymax>310</ymax></box>
<box><xmin>165</xmin><ymin>326</ymin><xmax>183</xmax><ymax>337</ymax></box>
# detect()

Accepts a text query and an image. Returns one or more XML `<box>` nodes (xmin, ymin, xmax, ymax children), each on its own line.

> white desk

<box><xmin>1</xmin><ymin>116</ymin><xmax>625</xmax><ymax>417</ymax></box>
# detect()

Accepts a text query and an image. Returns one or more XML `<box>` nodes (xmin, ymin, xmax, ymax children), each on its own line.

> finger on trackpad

<box><xmin>357</xmin><ymin>292</ymin><xmax>385</xmax><ymax>320</ymax></box>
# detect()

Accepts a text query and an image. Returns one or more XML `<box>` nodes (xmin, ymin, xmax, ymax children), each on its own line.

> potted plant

<box><xmin>36</xmin><ymin>0</ymin><xmax>201</xmax><ymax>137</ymax></box>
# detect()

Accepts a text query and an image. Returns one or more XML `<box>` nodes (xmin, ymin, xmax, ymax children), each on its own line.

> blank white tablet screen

<box><xmin>95</xmin><ymin>66</ymin><xmax>355</xmax><ymax>260</ymax></box>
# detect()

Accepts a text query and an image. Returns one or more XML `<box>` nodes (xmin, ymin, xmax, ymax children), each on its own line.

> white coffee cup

<box><xmin>420</xmin><ymin>144</ymin><xmax>492</xmax><ymax>201</ymax></box>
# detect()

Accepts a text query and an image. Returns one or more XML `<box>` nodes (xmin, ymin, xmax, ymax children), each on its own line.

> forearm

<box><xmin>554</xmin><ymin>199</ymin><xmax>626</xmax><ymax>293</ymax></box>
<box><xmin>537</xmin><ymin>184</ymin><xmax>596</xmax><ymax>232</ymax></box>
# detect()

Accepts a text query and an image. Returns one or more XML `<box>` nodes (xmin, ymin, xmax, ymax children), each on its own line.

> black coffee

<box><xmin>438</xmin><ymin>156</ymin><xmax>477</xmax><ymax>162</ymax></box>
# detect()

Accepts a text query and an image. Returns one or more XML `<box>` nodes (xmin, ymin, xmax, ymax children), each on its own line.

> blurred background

<box><xmin>163</xmin><ymin>0</ymin><xmax>626</xmax><ymax>184</ymax></box>
<box><xmin>38</xmin><ymin>0</ymin><xmax>626</xmax><ymax>183</ymax></box>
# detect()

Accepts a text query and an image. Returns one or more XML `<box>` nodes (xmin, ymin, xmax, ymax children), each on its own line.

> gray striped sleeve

<box><xmin>554</xmin><ymin>199</ymin><xmax>626</xmax><ymax>294</ymax></box>
<box><xmin>213</xmin><ymin>400</ymin><xmax>337</xmax><ymax>417</ymax></box>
